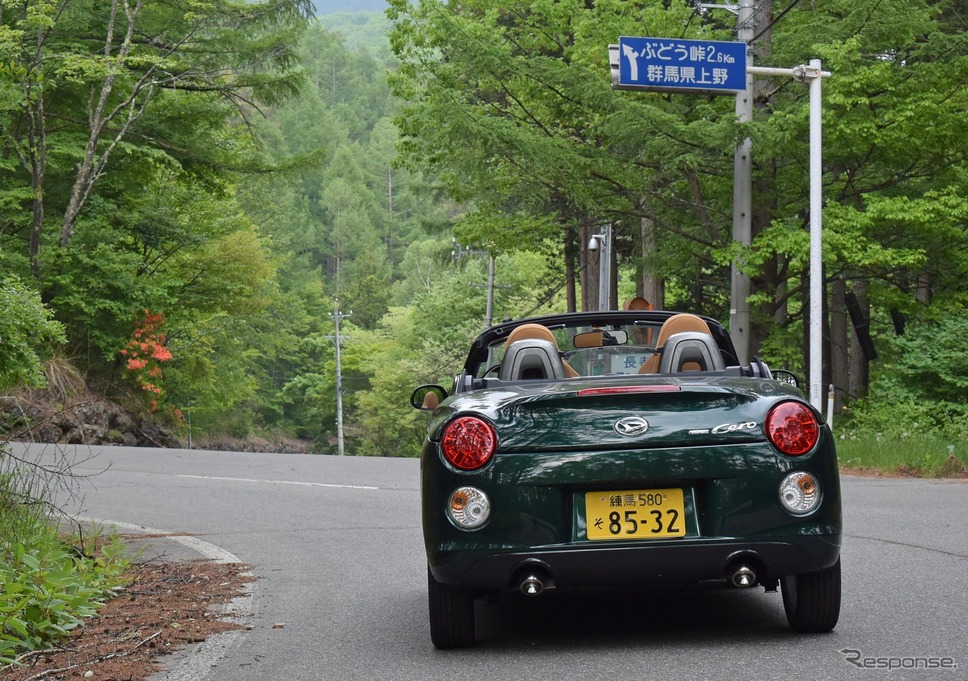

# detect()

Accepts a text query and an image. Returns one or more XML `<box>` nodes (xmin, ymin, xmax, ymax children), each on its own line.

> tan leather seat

<box><xmin>505</xmin><ymin>324</ymin><xmax>580</xmax><ymax>378</ymax></box>
<box><xmin>639</xmin><ymin>314</ymin><xmax>711</xmax><ymax>374</ymax></box>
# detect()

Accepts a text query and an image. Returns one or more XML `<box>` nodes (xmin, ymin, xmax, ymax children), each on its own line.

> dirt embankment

<box><xmin>1</xmin><ymin>389</ymin><xmax>179</xmax><ymax>448</ymax></box>
<box><xmin>1</xmin><ymin>378</ymin><xmax>315</xmax><ymax>453</ymax></box>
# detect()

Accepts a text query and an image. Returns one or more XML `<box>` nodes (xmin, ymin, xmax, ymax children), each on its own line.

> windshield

<box><xmin>478</xmin><ymin>320</ymin><xmax>665</xmax><ymax>378</ymax></box>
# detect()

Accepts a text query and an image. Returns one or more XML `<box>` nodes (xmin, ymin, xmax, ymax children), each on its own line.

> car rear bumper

<box><xmin>429</xmin><ymin>534</ymin><xmax>842</xmax><ymax>592</ymax></box>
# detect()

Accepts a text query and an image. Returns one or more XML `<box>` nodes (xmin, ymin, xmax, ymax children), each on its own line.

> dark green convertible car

<box><xmin>411</xmin><ymin>310</ymin><xmax>841</xmax><ymax>649</ymax></box>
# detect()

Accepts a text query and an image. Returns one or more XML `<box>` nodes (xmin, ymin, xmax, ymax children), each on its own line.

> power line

<box><xmin>752</xmin><ymin>0</ymin><xmax>803</xmax><ymax>43</ymax></box>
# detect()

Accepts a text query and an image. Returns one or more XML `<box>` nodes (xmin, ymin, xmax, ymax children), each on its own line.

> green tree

<box><xmin>0</xmin><ymin>0</ymin><xmax>313</xmax><ymax>274</ymax></box>
<box><xmin>388</xmin><ymin>0</ymin><xmax>745</xmax><ymax>313</ymax></box>
<box><xmin>388</xmin><ymin>0</ymin><xmax>968</xmax><ymax>409</ymax></box>
<box><xmin>0</xmin><ymin>0</ymin><xmax>320</xmax><ymax>429</ymax></box>
<box><xmin>748</xmin><ymin>1</ymin><xmax>968</xmax><ymax>400</ymax></box>
<box><xmin>0</xmin><ymin>276</ymin><xmax>65</xmax><ymax>390</ymax></box>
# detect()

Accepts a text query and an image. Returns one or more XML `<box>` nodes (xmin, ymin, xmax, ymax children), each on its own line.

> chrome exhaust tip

<box><xmin>519</xmin><ymin>574</ymin><xmax>545</xmax><ymax>596</ymax></box>
<box><xmin>730</xmin><ymin>565</ymin><xmax>757</xmax><ymax>588</ymax></box>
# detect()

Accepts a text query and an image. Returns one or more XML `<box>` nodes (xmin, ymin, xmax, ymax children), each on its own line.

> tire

<box><xmin>427</xmin><ymin>567</ymin><xmax>475</xmax><ymax>649</ymax></box>
<box><xmin>781</xmin><ymin>557</ymin><xmax>841</xmax><ymax>633</ymax></box>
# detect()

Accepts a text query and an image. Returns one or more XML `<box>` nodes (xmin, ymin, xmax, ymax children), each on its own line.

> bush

<box><xmin>0</xmin><ymin>277</ymin><xmax>66</xmax><ymax>390</ymax></box>
<box><xmin>840</xmin><ymin>396</ymin><xmax>968</xmax><ymax>441</ymax></box>
<box><xmin>0</xmin><ymin>445</ymin><xmax>129</xmax><ymax>667</ymax></box>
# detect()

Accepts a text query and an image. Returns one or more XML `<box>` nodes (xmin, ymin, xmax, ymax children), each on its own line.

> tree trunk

<box><xmin>801</xmin><ymin>274</ymin><xmax>810</xmax><ymax>380</ymax></box>
<box><xmin>609</xmin><ymin>227</ymin><xmax>618</xmax><ymax>310</ymax></box>
<box><xmin>26</xmin><ymin>17</ymin><xmax>51</xmax><ymax>277</ymax></box>
<box><xmin>830</xmin><ymin>277</ymin><xmax>848</xmax><ymax>413</ymax></box>
<box><xmin>692</xmin><ymin>255</ymin><xmax>704</xmax><ymax>312</ymax></box>
<box><xmin>638</xmin><ymin>216</ymin><xmax>664</xmax><ymax>309</ymax></box>
<box><xmin>564</xmin><ymin>226</ymin><xmax>577</xmax><ymax>313</ymax></box>
<box><xmin>848</xmin><ymin>280</ymin><xmax>871</xmax><ymax>400</ymax></box>
<box><xmin>580</xmin><ymin>219</ymin><xmax>598</xmax><ymax>312</ymax></box>
<box><xmin>28</xmin><ymin>109</ymin><xmax>46</xmax><ymax>277</ymax></box>
<box><xmin>822</xmin><ymin>267</ymin><xmax>831</xmax><ymax>399</ymax></box>
<box><xmin>60</xmin><ymin>0</ymin><xmax>149</xmax><ymax>248</ymax></box>
<box><xmin>915</xmin><ymin>274</ymin><xmax>931</xmax><ymax>305</ymax></box>
<box><xmin>750</xmin><ymin>0</ymin><xmax>774</xmax><ymax>358</ymax></box>
<box><xmin>774</xmin><ymin>255</ymin><xmax>788</xmax><ymax>326</ymax></box>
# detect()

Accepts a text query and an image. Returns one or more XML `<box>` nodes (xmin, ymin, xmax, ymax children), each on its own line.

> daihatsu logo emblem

<box><xmin>614</xmin><ymin>416</ymin><xmax>650</xmax><ymax>436</ymax></box>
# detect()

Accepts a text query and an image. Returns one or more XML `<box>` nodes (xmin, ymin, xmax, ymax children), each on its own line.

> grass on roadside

<box><xmin>0</xmin><ymin>446</ymin><xmax>130</xmax><ymax>668</ymax></box>
<box><xmin>836</xmin><ymin>432</ymin><xmax>968</xmax><ymax>478</ymax></box>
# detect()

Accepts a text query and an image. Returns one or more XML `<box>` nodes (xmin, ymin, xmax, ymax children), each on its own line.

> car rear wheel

<box><xmin>428</xmin><ymin>567</ymin><xmax>475</xmax><ymax>649</ymax></box>
<box><xmin>781</xmin><ymin>557</ymin><xmax>841</xmax><ymax>633</ymax></box>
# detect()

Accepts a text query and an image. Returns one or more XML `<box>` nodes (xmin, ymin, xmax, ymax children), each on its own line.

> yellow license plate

<box><xmin>585</xmin><ymin>488</ymin><xmax>686</xmax><ymax>540</ymax></box>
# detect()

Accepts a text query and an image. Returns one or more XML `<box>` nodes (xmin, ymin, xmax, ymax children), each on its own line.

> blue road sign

<box><xmin>611</xmin><ymin>37</ymin><xmax>747</xmax><ymax>94</ymax></box>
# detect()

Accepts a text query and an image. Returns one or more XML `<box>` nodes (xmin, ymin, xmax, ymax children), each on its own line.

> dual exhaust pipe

<box><xmin>515</xmin><ymin>562</ymin><xmax>760</xmax><ymax>595</ymax></box>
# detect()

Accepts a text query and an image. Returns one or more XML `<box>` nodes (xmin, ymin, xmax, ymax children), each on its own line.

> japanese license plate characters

<box><xmin>585</xmin><ymin>488</ymin><xmax>686</xmax><ymax>540</ymax></box>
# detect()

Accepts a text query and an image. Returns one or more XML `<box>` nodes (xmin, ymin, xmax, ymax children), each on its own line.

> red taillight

<box><xmin>766</xmin><ymin>401</ymin><xmax>820</xmax><ymax>456</ymax></box>
<box><xmin>440</xmin><ymin>417</ymin><xmax>496</xmax><ymax>470</ymax></box>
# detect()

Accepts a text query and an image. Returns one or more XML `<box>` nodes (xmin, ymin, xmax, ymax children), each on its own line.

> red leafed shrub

<box><xmin>121</xmin><ymin>311</ymin><xmax>172</xmax><ymax>410</ymax></box>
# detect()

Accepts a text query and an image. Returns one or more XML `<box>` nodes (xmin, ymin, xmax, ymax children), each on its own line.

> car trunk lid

<box><xmin>438</xmin><ymin>377</ymin><xmax>804</xmax><ymax>452</ymax></box>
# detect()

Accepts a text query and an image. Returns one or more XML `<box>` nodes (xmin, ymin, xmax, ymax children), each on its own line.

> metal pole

<box><xmin>485</xmin><ymin>254</ymin><xmax>495</xmax><ymax>327</ymax></box>
<box><xmin>598</xmin><ymin>223</ymin><xmax>612</xmax><ymax>311</ymax></box>
<box><xmin>730</xmin><ymin>1</ymin><xmax>754</xmax><ymax>366</ymax></box>
<box><xmin>809</xmin><ymin>59</ymin><xmax>824</xmax><ymax>410</ymax></box>
<box><xmin>826</xmin><ymin>384</ymin><xmax>835</xmax><ymax>429</ymax></box>
<box><xmin>743</xmin><ymin>62</ymin><xmax>829</xmax><ymax>407</ymax></box>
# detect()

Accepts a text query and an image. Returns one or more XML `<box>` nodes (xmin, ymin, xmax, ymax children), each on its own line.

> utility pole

<box><xmin>588</xmin><ymin>223</ymin><xmax>612</xmax><ymax>310</ymax></box>
<box><xmin>732</xmin><ymin>1</ymin><xmax>754</xmax><ymax>365</ymax></box>
<box><xmin>485</xmin><ymin>253</ymin><xmax>495</xmax><ymax>327</ymax></box>
<box><xmin>698</xmin><ymin>1</ymin><xmax>754</xmax><ymax>363</ymax></box>
<box><xmin>328</xmin><ymin>299</ymin><xmax>351</xmax><ymax>456</ymax></box>
<box><xmin>453</xmin><ymin>241</ymin><xmax>502</xmax><ymax>327</ymax></box>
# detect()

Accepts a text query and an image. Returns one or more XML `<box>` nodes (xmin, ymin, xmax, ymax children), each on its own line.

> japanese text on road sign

<box><xmin>612</xmin><ymin>37</ymin><xmax>747</xmax><ymax>94</ymax></box>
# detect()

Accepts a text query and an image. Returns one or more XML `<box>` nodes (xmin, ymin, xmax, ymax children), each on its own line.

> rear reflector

<box><xmin>577</xmin><ymin>385</ymin><xmax>682</xmax><ymax>397</ymax></box>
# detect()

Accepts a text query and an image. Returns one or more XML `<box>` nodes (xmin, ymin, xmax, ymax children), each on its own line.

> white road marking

<box><xmin>74</xmin><ymin>516</ymin><xmax>243</xmax><ymax>563</ymax></box>
<box><xmin>74</xmin><ymin>516</ymin><xmax>253</xmax><ymax>681</ymax></box>
<box><xmin>176</xmin><ymin>474</ymin><xmax>379</xmax><ymax>490</ymax></box>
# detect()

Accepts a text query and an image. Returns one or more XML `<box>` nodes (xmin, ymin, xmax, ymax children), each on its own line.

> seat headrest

<box><xmin>657</xmin><ymin>332</ymin><xmax>725</xmax><ymax>373</ymax></box>
<box><xmin>639</xmin><ymin>313</ymin><xmax>714</xmax><ymax>374</ymax></box>
<box><xmin>505</xmin><ymin>323</ymin><xmax>560</xmax><ymax>350</ymax></box>
<box><xmin>499</xmin><ymin>339</ymin><xmax>566</xmax><ymax>382</ymax></box>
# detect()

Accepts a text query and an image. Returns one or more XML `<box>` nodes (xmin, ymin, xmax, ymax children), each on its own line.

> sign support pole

<box><xmin>808</xmin><ymin>59</ymin><xmax>825</xmax><ymax>412</ymax></box>
<box><xmin>608</xmin><ymin>33</ymin><xmax>830</xmax><ymax>410</ymax></box>
<box><xmin>747</xmin><ymin>61</ymin><xmax>830</xmax><ymax>410</ymax></box>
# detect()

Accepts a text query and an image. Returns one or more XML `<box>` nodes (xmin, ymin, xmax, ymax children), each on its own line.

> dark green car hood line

<box><xmin>428</xmin><ymin>376</ymin><xmax>810</xmax><ymax>452</ymax></box>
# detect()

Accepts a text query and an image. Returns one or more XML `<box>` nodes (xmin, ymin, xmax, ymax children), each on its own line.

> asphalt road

<box><xmin>9</xmin><ymin>443</ymin><xmax>967</xmax><ymax>681</ymax></box>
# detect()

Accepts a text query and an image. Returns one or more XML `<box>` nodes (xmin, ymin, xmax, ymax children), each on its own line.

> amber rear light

<box><xmin>440</xmin><ymin>416</ymin><xmax>496</xmax><ymax>470</ymax></box>
<box><xmin>765</xmin><ymin>401</ymin><xmax>820</xmax><ymax>455</ymax></box>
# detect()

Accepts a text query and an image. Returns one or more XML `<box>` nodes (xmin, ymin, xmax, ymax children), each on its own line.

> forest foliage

<box><xmin>0</xmin><ymin>1</ymin><xmax>967</xmax><ymax>456</ymax></box>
